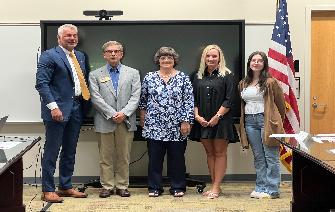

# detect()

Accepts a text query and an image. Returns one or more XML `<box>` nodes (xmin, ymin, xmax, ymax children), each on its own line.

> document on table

<box><xmin>0</xmin><ymin>142</ymin><xmax>20</xmax><ymax>149</ymax></box>
<box><xmin>270</xmin><ymin>131</ymin><xmax>313</xmax><ymax>152</ymax></box>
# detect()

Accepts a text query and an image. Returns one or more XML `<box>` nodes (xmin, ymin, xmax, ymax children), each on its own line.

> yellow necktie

<box><xmin>69</xmin><ymin>52</ymin><xmax>90</xmax><ymax>100</ymax></box>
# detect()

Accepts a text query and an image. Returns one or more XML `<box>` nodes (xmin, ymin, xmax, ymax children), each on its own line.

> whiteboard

<box><xmin>0</xmin><ymin>25</ymin><xmax>41</xmax><ymax>122</ymax></box>
<box><xmin>0</xmin><ymin>23</ymin><xmax>274</xmax><ymax>122</ymax></box>
<box><xmin>245</xmin><ymin>24</ymin><xmax>274</xmax><ymax>65</ymax></box>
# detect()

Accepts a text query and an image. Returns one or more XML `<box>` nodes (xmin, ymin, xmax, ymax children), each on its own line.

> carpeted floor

<box><xmin>23</xmin><ymin>182</ymin><xmax>292</xmax><ymax>212</ymax></box>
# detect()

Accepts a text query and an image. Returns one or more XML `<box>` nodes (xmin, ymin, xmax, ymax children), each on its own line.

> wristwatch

<box><xmin>216</xmin><ymin>114</ymin><xmax>223</xmax><ymax>119</ymax></box>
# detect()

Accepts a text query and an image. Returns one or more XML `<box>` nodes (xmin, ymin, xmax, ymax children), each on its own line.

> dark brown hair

<box><xmin>244</xmin><ymin>51</ymin><xmax>271</xmax><ymax>93</ymax></box>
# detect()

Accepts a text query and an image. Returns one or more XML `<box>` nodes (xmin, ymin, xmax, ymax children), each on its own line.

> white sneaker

<box><xmin>250</xmin><ymin>190</ymin><xmax>261</xmax><ymax>198</ymax></box>
<box><xmin>258</xmin><ymin>192</ymin><xmax>271</xmax><ymax>199</ymax></box>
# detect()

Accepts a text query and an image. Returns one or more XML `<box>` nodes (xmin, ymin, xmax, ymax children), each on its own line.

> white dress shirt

<box><xmin>46</xmin><ymin>46</ymin><xmax>82</xmax><ymax>110</ymax></box>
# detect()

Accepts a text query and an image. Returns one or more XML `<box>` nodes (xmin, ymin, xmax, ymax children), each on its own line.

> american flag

<box><xmin>268</xmin><ymin>0</ymin><xmax>300</xmax><ymax>172</ymax></box>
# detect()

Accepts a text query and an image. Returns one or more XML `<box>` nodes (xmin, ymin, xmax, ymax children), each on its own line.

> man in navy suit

<box><xmin>36</xmin><ymin>24</ymin><xmax>89</xmax><ymax>203</ymax></box>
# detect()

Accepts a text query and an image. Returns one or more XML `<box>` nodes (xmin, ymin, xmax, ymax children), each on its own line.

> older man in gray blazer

<box><xmin>89</xmin><ymin>41</ymin><xmax>141</xmax><ymax>198</ymax></box>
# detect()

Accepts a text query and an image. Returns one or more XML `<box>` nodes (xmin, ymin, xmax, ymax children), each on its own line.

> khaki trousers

<box><xmin>98</xmin><ymin>123</ymin><xmax>134</xmax><ymax>190</ymax></box>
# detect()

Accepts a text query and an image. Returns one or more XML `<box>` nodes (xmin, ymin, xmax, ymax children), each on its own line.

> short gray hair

<box><xmin>154</xmin><ymin>46</ymin><xmax>179</xmax><ymax>67</ymax></box>
<box><xmin>102</xmin><ymin>41</ymin><xmax>123</xmax><ymax>52</ymax></box>
<box><xmin>58</xmin><ymin>24</ymin><xmax>78</xmax><ymax>36</ymax></box>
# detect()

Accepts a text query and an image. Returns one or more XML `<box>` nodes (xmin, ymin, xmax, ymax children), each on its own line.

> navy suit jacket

<box><xmin>35</xmin><ymin>46</ymin><xmax>89</xmax><ymax>122</ymax></box>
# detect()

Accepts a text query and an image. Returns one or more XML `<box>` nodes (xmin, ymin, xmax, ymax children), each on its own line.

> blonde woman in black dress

<box><xmin>190</xmin><ymin>44</ymin><xmax>237</xmax><ymax>199</ymax></box>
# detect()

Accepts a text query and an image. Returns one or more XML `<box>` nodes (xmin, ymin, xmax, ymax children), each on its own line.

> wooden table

<box><xmin>274</xmin><ymin>134</ymin><xmax>335</xmax><ymax>212</ymax></box>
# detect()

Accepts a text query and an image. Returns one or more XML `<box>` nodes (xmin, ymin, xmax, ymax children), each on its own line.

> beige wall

<box><xmin>1</xmin><ymin>0</ymin><xmax>335</xmax><ymax>178</ymax></box>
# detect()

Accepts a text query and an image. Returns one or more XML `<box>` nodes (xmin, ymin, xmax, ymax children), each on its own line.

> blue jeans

<box><xmin>245</xmin><ymin>113</ymin><xmax>280</xmax><ymax>196</ymax></box>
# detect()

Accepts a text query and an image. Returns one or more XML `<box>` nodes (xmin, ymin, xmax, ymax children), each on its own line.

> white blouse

<box><xmin>240</xmin><ymin>86</ymin><xmax>264</xmax><ymax>114</ymax></box>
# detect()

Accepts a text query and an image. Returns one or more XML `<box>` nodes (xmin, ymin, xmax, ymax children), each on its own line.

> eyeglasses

<box><xmin>104</xmin><ymin>49</ymin><xmax>122</xmax><ymax>54</ymax></box>
<box><xmin>159</xmin><ymin>56</ymin><xmax>174</xmax><ymax>61</ymax></box>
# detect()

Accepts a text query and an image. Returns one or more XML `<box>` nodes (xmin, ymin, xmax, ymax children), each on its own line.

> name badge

<box><xmin>100</xmin><ymin>76</ymin><xmax>111</xmax><ymax>83</ymax></box>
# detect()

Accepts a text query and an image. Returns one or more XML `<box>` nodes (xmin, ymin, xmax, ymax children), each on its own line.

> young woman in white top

<box><xmin>239</xmin><ymin>51</ymin><xmax>285</xmax><ymax>199</ymax></box>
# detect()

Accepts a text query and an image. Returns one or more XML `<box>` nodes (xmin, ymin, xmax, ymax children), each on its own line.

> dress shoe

<box><xmin>116</xmin><ymin>188</ymin><xmax>131</xmax><ymax>197</ymax></box>
<box><xmin>57</xmin><ymin>188</ymin><xmax>88</xmax><ymax>198</ymax></box>
<box><xmin>99</xmin><ymin>188</ymin><xmax>114</xmax><ymax>198</ymax></box>
<box><xmin>41</xmin><ymin>192</ymin><xmax>64</xmax><ymax>203</ymax></box>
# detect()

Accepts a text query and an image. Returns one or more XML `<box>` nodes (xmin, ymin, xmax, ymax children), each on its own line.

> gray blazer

<box><xmin>89</xmin><ymin>64</ymin><xmax>141</xmax><ymax>133</ymax></box>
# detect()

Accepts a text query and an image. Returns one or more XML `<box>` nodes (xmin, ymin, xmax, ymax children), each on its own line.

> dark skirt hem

<box><xmin>189</xmin><ymin>121</ymin><xmax>239</xmax><ymax>144</ymax></box>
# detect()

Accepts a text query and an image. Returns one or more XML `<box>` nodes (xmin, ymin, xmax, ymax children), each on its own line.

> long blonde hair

<box><xmin>197</xmin><ymin>44</ymin><xmax>231</xmax><ymax>79</ymax></box>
